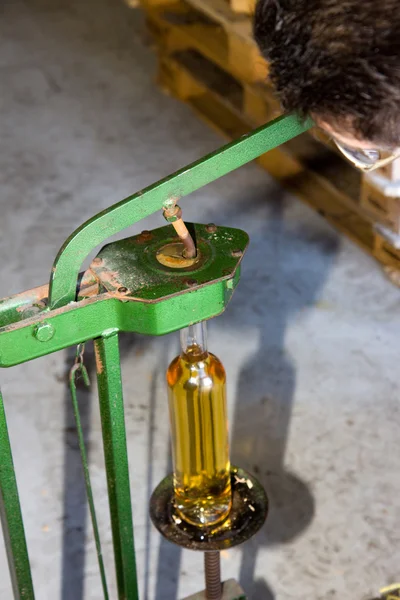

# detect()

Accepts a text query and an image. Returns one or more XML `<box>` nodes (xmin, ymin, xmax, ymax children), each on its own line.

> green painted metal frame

<box><xmin>0</xmin><ymin>222</ymin><xmax>249</xmax><ymax>368</ymax></box>
<box><xmin>0</xmin><ymin>114</ymin><xmax>313</xmax><ymax>600</ymax></box>
<box><xmin>95</xmin><ymin>334</ymin><xmax>138</xmax><ymax>599</ymax></box>
<box><xmin>0</xmin><ymin>390</ymin><xmax>35</xmax><ymax>600</ymax></box>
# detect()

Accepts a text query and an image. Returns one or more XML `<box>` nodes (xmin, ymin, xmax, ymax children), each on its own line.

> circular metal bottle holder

<box><xmin>150</xmin><ymin>467</ymin><xmax>268</xmax><ymax>551</ymax></box>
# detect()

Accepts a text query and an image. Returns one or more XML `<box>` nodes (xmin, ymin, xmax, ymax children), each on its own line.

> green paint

<box><xmin>0</xmin><ymin>225</ymin><xmax>246</xmax><ymax>367</ymax></box>
<box><xmin>0</xmin><ymin>280</ymin><xmax>238</xmax><ymax>367</ymax></box>
<box><xmin>94</xmin><ymin>223</ymin><xmax>248</xmax><ymax>300</ymax></box>
<box><xmin>95</xmin><ymin>334</ymin><xmax>138</xmax><ymax>600</ymax></box>
<box><xmin>34</xmin><ymin>322</ymin><xmax>55</xmax><ymax>342</ymax></box>
<box><xmin>0</xmin><ymin>390</ymin><xmax>35</xmax><ymax>600</ymax></box>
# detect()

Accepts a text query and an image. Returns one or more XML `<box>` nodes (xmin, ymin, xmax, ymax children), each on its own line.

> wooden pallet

<box><xmin>141</xmin><ymin>0</ymin><xmax>267</xmax><ymax>84</ymax></box>
<box><xmin>361</xmin><ymin>174</ymin><xmax>400</xmax><ymax>234</ymax></box>
<box><xmin>226</xmin><ymin>0</ymin><xmax>255</xmax><ymax>14</ymax></box>
<box><xmin>140</xmin><ymin>0</ymin><xmax>254</xmax><ymax>27</ymax></box>
<box><xmin>145</xmin><ymin>1</ymin><xmax>276</xmax><ymax>123</ymax></box>
<box><xmin>157</xmin><ymin>50</ymin><xmax>400</xmax><ymax>275</ymax></box>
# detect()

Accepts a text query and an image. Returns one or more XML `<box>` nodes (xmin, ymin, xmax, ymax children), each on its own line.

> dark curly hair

<box><xmin>254</xmin><ymin>0</ymin><xmax>400</xmax><ymax>147</ymax></box>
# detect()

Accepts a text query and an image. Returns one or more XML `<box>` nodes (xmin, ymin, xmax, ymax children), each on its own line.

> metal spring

<box><xmin>204</xmin><ymin>551</ymin><xmax>222</xmax><ymax>600</ymax></box>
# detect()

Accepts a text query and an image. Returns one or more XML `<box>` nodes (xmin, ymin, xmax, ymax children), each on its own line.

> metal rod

<box><xmin>171</xmin><ymin>219</ymin><xmax>197</xmax><ymax>259</ymax></box>
<box><xmin>69</xmin><ymin>349</ymin><xmax>109</xmax><ymax>600</ymax></box>
<box><xmin>0</xmin><ymin>389</ymin><xmax>35</xmax><ymax>600</ymax></box>
<box><xmin>204</xmin><ymin>552</ymin><xmax>222</xmax><ymax>600</ymax></box>
<box><xmin>163</xmin><ymin>202</ymin><xmax>197</xmax><ymax>259</ymax></box>
<box><xmin>94</xmin><ymin>333</ymin><xmax>139</xmax><ymax>600</ymax></box>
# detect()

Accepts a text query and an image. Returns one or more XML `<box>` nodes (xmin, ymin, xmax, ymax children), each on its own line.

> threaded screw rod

<box><xmin>204</xmin><ymin>551</ymin><xmax>222</xmax><ymax>600</ymax></box>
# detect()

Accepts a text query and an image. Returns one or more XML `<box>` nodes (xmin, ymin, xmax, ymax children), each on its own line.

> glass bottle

<box><xmin>166</xmin><ymin>321</ymin><xmax>232</xmax><ymax>528</ymax></box>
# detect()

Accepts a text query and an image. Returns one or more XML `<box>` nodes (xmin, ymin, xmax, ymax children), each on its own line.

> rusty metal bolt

<box><xmin>137</xmin><ymin>230</ymin><xmax>153</xmax><ymax>243</ymax></box>
<box><xmin>184</xmin><ymin>279</ymin><xmax>197</xmax><ymax>288</ymax></box>
<box><xmin>91</xmin><ymin>257</ymin><xmax>103</xmax><ymax>266</ymax></box>
<box><xmin>36</xmin><ymin>299</ymin><xmax>48</xmax><ymax>309</ymax></box>
<box><xmin>34</xmin><ymin>322</ymin><xmax>55</xmax><ymax>342</ymax></box>
<box><xmin>206</xmin><ymin>223</ymin><xmax>217</xmax><ymax>233</ymax></box>
<box><xmin>231</xmin><ymin>249</ymin><xmax>243</xmax><ymax>258</ymax></box>
<box><xmin>163</xmin><ymin>205</ymin><xmax>182</xmax><ymax>223</ymax></box>
<box><xmin>118</xmin><ymin>287</ymin><xmax>128</xmax><ymax>294</ymax></box>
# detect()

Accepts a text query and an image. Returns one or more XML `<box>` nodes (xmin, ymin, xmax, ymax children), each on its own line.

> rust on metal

<box><xmin>94</xmin><ymin>342</ymin><xmax>104</xmax><ymax>374</ymax></box>
<box><xmin>163</xmin><ymin>202</ymin><xmax>197</xmax><ymax>259</ymax></box>
<box><xmin>175</xmin><ymin>219</ymin><xmax>197</xmax><ymax>259</ymax></box>
<box><xmin>184</xmin><ymin>279</ymin><xmax>198</xmax><ymax>287</ymax></box>
<box><xmin>137</xmin><ymin>230</ymin><xmax>153</xmax><ymax>244</ymax></box>
<box><xmin>204</xmin><ymin>552</ymin><xmax>222</xmax><ymax>600</ymax></box>
<box><xmin>0</xmin><ymin>293</ymin><xmax>114</xmax><ymax>334</ymax></box>
<box><xmin>92</xmin><ymin>268</ymin><xmax>124</xmax><ymax>293</ymax></box>
<box><xmin>231</xmin><ymin>249</ymin><xmax>243</xmax><ymax>258</ymax></box>
<box><xmin>156</xmin><ymin>242</ymin><xmax>201</xmax><ymax>269</ymax></box>
<box><xmin>91</xmin><ymin>257</ymin><xmax>103</xmax><ymax>267</ymax></box>
<box><xmin>2</xmin><ymin>284</ymin><xmax>49</xmax><ymax>308</ymax></box>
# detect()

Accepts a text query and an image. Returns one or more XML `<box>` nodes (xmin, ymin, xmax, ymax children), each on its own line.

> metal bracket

<box><xmin>0</xmin><ymin>223</ymin><xmax>248</xmax><ymax>367</ymax></box>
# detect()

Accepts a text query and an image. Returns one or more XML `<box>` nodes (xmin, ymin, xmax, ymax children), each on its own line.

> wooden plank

<box><xmin>178</xmin><ymin>0</ymin><xmax>257</xmax><ymax>45</ymax></box>
<box><xmin>376</xmin><ymin>157</ymin><xmax>400</xmax><ymax>181</ymax></box>
<box><xmin>157</xmin><ymin>50</ymin><xmax>400</xmax><ymax>275</ymax></box>
<box><xmin>227</xmin><ymin>0</ymin><xmax>255</xmax><ymax>14</ymax></box>
<box><xmin>185</xmin><ymin>0</ymin><xmax>248</xmax><ymax>27</ymax></box>
<box><xmin>139</xmin><ymin>0</ymin><xmax>173</xmax><ymax>7</ymax></box>
<box><xmin>360</xmin><ymin>175</ymin><xmax>400</xmax><ymax>234</ymax></box>
<box><xmin>145</xmin><ymin>1</ymin><xmax>268</xmax><ymax>83</ymax></box>
<box><xmin>141</xmin><ymin>0</ymin><xmax>256</xmax><ymax>22</ymax></box>
<box><xmin>140</xmin><ymin>0</ymin><xmax>249</xmax><ymax>28</ymax></box>
<box><xmin>243</xmin><ymin>83</ymin><xmax>281</xmax><ymax>125</ymax></box>
<box><xmin>374</xmin><ymin>234</ymin><xmax>400</xmax><ymax>269</ymax></box>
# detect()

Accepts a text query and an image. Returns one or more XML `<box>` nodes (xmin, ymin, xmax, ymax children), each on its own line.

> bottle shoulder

<box><xmin>166</xmin><ymin>352</ymin><xmax>226</xmax><ymax>387</ymax></box>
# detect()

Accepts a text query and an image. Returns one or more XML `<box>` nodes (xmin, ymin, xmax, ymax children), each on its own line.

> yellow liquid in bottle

<box><xmin>167</xmin><ymin>344</ymin><xmax>232</xmax><ymax>528</ymax></box>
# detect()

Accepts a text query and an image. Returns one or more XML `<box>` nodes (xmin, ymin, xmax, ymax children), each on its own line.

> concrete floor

<box><xmin>1</xmin><ymin>1</ymin><xmax>400</xmax><ymax>598</ymax></box>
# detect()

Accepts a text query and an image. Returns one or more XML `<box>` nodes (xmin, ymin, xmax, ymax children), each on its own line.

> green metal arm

<box><xmin>49</xmin><ymin>114</ymin><xmax>313</xmax><ymax>309</ymax></box>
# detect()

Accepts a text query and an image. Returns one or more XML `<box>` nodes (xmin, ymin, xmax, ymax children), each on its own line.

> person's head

<box><xmin>254</xmin><ymin>0</ymin><xmax>400</xmax><ymax>170</ymax></box>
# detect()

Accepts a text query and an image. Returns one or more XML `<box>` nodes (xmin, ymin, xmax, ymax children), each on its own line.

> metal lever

<box><xmin>48</xmin><ymin>114</ymin><xmax>313</xmax><ymax>309</ymax></box>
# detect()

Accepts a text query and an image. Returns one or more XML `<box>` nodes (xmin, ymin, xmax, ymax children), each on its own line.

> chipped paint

<box><xmin>94</xmin><ymin>342</ymin><xmax>104</xmax><ymax>375</ymax></box>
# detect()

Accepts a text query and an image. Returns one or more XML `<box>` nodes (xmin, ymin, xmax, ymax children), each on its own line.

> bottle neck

<box><xmin>180</xmin><ymin>321</ymin><xmax>208</xmax><ymax>361</ymax></box>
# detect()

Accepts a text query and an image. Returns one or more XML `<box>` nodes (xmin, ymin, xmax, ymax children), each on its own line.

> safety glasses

<box><xmin>333</xmin><ymin>139</ymin><xmax>400</xmax><ymax>171</ymax></box>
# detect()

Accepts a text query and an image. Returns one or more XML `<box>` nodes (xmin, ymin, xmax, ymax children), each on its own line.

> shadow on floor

<box><xmin>230</xmin><ymin>190</ymin><xmax>338</xmax><ymax>598</ymax></box>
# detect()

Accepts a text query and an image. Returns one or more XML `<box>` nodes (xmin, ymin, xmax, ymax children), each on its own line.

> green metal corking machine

<box><xmin>0</xmin><ymin>114</ymin><xmax>313</xmax><ymax>600</ymax></box>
